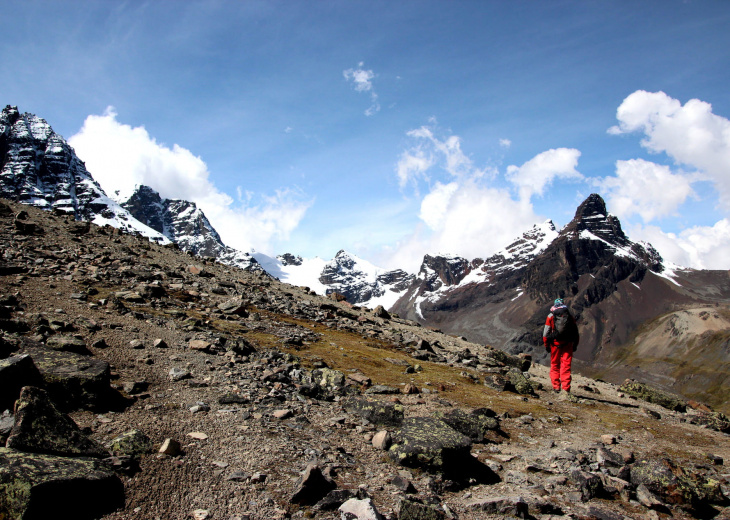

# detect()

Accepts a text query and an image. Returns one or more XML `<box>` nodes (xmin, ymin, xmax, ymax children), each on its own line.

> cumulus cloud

<box><xmin>630</xmin><ymin>221</ymin><xmax>730</xmax><ymax>270</ymax></box>
<box><xmin>343</xmin><ymin>62</ymin><xmax>380</xmax><ymax>116</ymax></box>
<box><xmin>609</xmin><ymin>90</ymin><xmax>730</xmax><ymax>209</ymax></box>
<box><xmin>69</xmin><ymin>107</ymin><xmax>311</xmax><ymax>254</ymax></box>
<box><xmin>596</xmin><ymin>158</ymin><xmax>694</xmax><ymax>222</ymax></box>
<box><xmin>385</xmin><ymin>125</ymin><xmax>560</xmax><ymax>271</ymax></box>
<box><xmin>604</xmin><ymin>90</ymin><xmax>730</xmax><ymax>269</ymax></box>
<box><xmin>506</xmin><ymin>148</ymin><xmax>582</xmax><ymax>201</ymax></box>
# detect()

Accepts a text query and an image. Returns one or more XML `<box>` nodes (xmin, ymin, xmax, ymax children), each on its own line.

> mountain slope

<box><xmin>0</xmin><ymin>105</ymin><xmax>167</xmax><ymax>242</ymax></box>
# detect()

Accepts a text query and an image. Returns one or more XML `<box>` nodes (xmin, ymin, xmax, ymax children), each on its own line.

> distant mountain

<box><xmin>391</xmin><ymin>193</ymin><xmax>730</xmax><ymax>409</ymax></box>
<box><xmin>122</xmin><ymin>185</ymin><xmax>260</xmax><ymax>271</ymax></box>
<box><xmin>254</xmin><ymin>250</ymin><xmax>414</xmax><ymax>308</ymax></box>
<box><xmin>0</xmin><ymin>105</ymin><xmax>167</xmax><ymax>242</ymax></box>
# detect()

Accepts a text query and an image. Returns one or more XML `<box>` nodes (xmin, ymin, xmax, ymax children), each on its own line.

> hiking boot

<box><xmin>562</xmin><ymin>391</ymin><xmax>579</xmax><ymax>403</ymax></box>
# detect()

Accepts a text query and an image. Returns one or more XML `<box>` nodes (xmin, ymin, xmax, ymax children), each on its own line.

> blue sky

<box><xmin>3</xmin><ymin>1</ymin><xmax>730</xmax><ymax>271</ymax></box>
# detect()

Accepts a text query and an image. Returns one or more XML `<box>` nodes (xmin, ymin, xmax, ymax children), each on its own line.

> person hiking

<box><xmin>543</xmin><ymin>298</ymin><xmax>579</xmax><ymax>401</ymax></box>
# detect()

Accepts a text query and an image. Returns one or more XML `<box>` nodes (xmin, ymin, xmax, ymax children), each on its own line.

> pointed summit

<box><xmin>562</xmin><ymin>193</ymin><xmax>628</xmax><ymax>246</ymax></box>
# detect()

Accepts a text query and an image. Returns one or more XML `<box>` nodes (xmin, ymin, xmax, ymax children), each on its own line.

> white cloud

<box><xmin>596</xmin><ymin>158</ymin><xmax>694</xmax><ymax>222</ymax></box>
<box><xmin>505</xmin><ymin>148</ymin><xmax>582</xmax><ymax>201</ymax></box>
<box><xmin>630</xmin><ymin>220</ymin><xmax>730</xmax><ymax>270</ymax></box>
<box><xmin>499</xmin><ymin>138</ymin><xmax>512</xmax><ymax>149</ymax></box>
<box><xmin>343</xmin><ymin>62</ymin><xmax>381</xmax><ymax>116</ymax></box>
<box><xmin>609</xmin><ymin>90</ymin><xmax>730</xmax><ymax>210</ymax></box>
<box><xmin>69</xmin><ymin>107</ymin><xmax>311</xmax><ymax>254</ymax></box>
<box><xmin>385</xmin><ymin>126</ymin><xmax>553</xmax><ymax>271</ymax></box>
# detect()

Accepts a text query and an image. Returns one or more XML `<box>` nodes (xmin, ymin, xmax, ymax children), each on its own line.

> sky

<box><xmin>3</xmin><ymin>0</ymin><xmax>730</xmax><ymax>272</ymax></box>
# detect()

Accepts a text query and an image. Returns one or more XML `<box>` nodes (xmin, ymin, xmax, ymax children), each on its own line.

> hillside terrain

<box><xmin>1</xmin><ymin>200</ymin><xmax>729</xmax><ymax>520</ymax></box>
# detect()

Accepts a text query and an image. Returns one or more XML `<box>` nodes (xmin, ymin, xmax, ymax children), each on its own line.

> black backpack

<box><xmin>548</xmin><ymin>307</ymin><xmax>578</xmax><ymax>343</ymax></box>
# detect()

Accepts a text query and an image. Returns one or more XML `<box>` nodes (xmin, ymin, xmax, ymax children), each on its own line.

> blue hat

<box><xmin>554</xmin><ymin>298</ymin><xmax>564</xmax><ymax>306</ymax></box>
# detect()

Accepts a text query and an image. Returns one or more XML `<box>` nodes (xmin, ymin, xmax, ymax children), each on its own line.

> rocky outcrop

<box><xmin>0</xmin><ymin>448</ymin><xmax>124</xmax><ymax>520</ymax></box>
<box><xmin>6</xmin><ymin>386</ymin><xmax>109</xmax><ymax>458</ymax></box>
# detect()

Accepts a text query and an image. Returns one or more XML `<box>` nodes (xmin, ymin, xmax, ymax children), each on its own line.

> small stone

<box><xmin>153</xmin><ymin>338</ymin><xmax>168</xmax><ymax>348</ymax></box>
<box><xmin>159</xmin><ymin>438</ymin><xmax>182</xmax><ymax>456</ymax></box>
<box><xmin>338</xmin><ymin>498</ymin><xmax>384</xmax><ymax>520</ymax></box>
<box><xmin>601</xmin><ymin>434</ymin><xmax>617</xmax><ymax>445</ymax></box>
<box><xmin>189</xmin><ymin>339</ymin><xmax>212</xmax><ymax>352</ymax></box>
<box><xmin>192</xmin><ymin>509</ymin><xmax>209</xmax><ymax>520</ymax></box>
<box><xmin>402</xmin><ymin>383</ymin><xmax>420</xmax><ymax>395</ymax></box>
<box><xmin>187</xmin><ymin>431</ymin><xmax>208</xmax><ymax>440</ymax></box>
<box><xmin>273</xmin><ymin>409</ymin><xmax>293</xmax><ymax>419</ymax></box>
<box><xmin>129</xmin><ymin>339</ymin><xmax>144</xmax><ymax>349</ymax></box>
<box><xmin>169</xmin><ymin>367</ymin><xmax>191</xmax><ymax>381</ymax></box>
<box><xmin>372</xmin><ymin>430</ymin><xmax>392</xmax><ymax>450</ymax></box>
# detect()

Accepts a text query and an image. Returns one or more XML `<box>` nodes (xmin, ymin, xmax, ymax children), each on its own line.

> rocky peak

<box><xmin>418</xmin><ymin>254</ymin><xmax>470</xmax><ymax>291</ymax></box>
<box><xmin>0</xmin><ymin>106</ymin><xmax>166</xmax><ymax>241</ymax></box>
<box><xmin>1</xmin><ymin>105</ymin><xmax>20</xmax><ymax>127</ymax></box>
<box><xmin>122</xmin><ymin>185</ymin><xmax>259</xmax><ymax>271</ymax></box>
<box><xmin>317</xmin><ymin>250</ymin><xmax>414</xmax><ymax>306</ymax></box>
<box><xmin>277</xmin><ymin>253</ymin><xmax>303</xmax><ymax>267</ymax></box>
<box><xmin>561</xmin><ymin>193</ymin><xmax>628</xmax><ymax>246</ymax></box>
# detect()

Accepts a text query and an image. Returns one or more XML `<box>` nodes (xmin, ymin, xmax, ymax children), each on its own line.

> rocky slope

<box><xmin>1</xmin><ymin>199</ymin><xmax>729</xmax><ymax>520</ymax></box>
<box><xmin>391</xmin><ymin>195</ymin><xmax>730</xmax><ymax>411</ymax></box>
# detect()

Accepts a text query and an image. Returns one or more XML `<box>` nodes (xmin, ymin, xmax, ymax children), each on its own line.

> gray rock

<box><xmin>396</xmin><ymin>497</ymin><xmax>443</xmax><ymax>519</ymax></box>
<box><xmin>6</xmin><ymin>386</ymin><xmax>108</xmax><ymax>458</ymax></box>
<box><xmin>20</xmin><ymin>346</ymin><xmax>112</xmax><ymax>412</ymax></box>
<box><xmin>338</xmin><ymin>497</ymin><xmax>384</xmax><ymax>520</ymax></box>
<box><xmin>0</xmin><ymin>354</ymin><xmax>43</xmax><ymax>411</ymax></box>
<box><xmin>434</xmin><ymin>408</ymin><xmax>500</xmax><ymax>442</ymax></box>
<box><xmin>169</xmin><ymin>367</ymin><xmax>191</xmax><ymax>381</ymax></box>
<box><xmin>388</xmin><ymin>417</ymin><xmax>472</xmax><ymax>472</ymax></box>
<box><xmin>45</xmin><ymin>335</ymin><xmax>88</xmax><ymax>354</ymax></box>
<box><xmin>0</xmin><ymin>447</ymin><xmax>124</xmax><ymax>520</ymax></box>
<box><xmin>290</xmin><ymin>464</ymin><xmax>336</xmax><ymax>506</ymax></box>
<box><xmin>343</xmin><ymin>398</ymin><xmax>404</xmax><ymax>427</ymax></box>
<box><xmin>108</xmin><ymin>429</ymin><xmax>152</xmax><ymax>457</ymax></box>
<box><xmin>464</xmin><ymin>496</ymin><xmax>528</xmax><ymax>517</ymax></box>
<box><xmin>364</xmin><ymin>385</ymin><xmax>401</xmax><ymax>395</ymax></box>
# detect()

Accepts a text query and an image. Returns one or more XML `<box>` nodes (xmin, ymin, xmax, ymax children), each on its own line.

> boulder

<box><xmin>312</xmin><ymin>368</ymin><xmax>346</xmax><ymax>392</ymax></box>
<box><xmin>388</xmin><ymin>417</ymin><xmax>472</xmax><ymax>472</ymax></box>
<box><xmin>108</xmin><ymin>430</ymin><xmax>152</xmax><ymax>457</ymax></box>
<box><xmin>217</xmin><ymin>298</ymin><xmax>248</xmax><ymax>316</ymax></box>
<box><xmin>506</xmin><ymin>368</ymin><xmax>536</xmax><ymax>395</ymax></box>
<box><xmin>0</xmin><ymin>447</ymin><xmax>124</xmax><ymax>520</ymax></box>
<box><xmin>0</xmin><ymin>354</ymin><xmax>43</xmax><ymax>411</ymax></box>
<box><xmin>290</xmin><ymin>464</ymin><xmax>336</xmax><ymax>506</ymax></box>
<box><xmin>630</xmin><ymin>458</ymin><xmax>724</xmax><ymax>508</ymax></box>
<box><xmin>464</xmin><ymin>496</ymin><xmax>528</xmax><ymax>517</ymax></box>
<box><xmin>397</xmin><ymin>498</ymin><xmax>444</xmax><ymax>520</ymax></box>
<box><xmin>343</xmin><ymin>398</ymin><xmax>404</xmax><ymax>427</ymax></box>
<box><xmin>619</xmin><ymin>379</ymin><xmax>686</xmax><ymax>412</ymax></box>
<box><xmin>6</xmin><ymin>386</ymin><xmax>108</xmax><ymax>458</ymax></box>
<box><xmin>434</xmin><ymin>408</ymin><xmax>500</xmax><ymax>442</ymax></box>
<box><xmin>45</xmin><ymin>335</ymin><xmax>88</xmax><ymax>355</ymax></box>
<box><xmin>20</xmin><ymin>346</ymin><xmax>113</xmax><ymax>412</ymax></box>
<box><xmin>338</xmin><ymin>498</ymin><xmax>384</xmax><ymax>520</ymax></box>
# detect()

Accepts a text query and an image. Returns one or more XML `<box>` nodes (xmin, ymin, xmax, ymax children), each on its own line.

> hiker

<box><xmin>543</xmin><ymin>298</ymin><xmax>579</xmax><ymax>400</ymax></box>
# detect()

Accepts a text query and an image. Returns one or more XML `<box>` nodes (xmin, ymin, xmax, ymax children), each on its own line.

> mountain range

<box><xmin>2</xmin><ymin>104</ymin><xmax>728</xmax><ymax>409</ymax></box>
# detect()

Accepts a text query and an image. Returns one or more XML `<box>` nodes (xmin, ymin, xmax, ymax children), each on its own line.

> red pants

<box><xmin>550</xmin><ymin>343</ymin><xmax>574</xmax><ymax>391</ymax></box>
